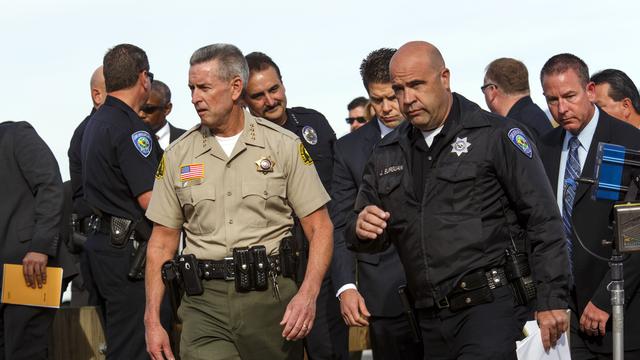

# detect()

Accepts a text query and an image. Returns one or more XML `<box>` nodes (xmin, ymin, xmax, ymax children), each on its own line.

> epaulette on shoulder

<box><xmin>255</xmin><ymin>117</ymin><xmax>299</xmax><ymax>140</ymax></box>
<box><xmin>290</xmin><ymin>106</ymin><xmax>322</xmax><ymax>116</ymax></box>
<box><xmin>164</xmin><ymin>123</ymin><xmax>201</xmax><ymax>153</ymax></box>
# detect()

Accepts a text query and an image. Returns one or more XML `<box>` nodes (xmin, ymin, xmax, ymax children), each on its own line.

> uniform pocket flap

<box><xmin>436</xmin><ymin>163</ymin><xmax>477</xmax><ymax>183</ymax></box>
<box><xmin>356</xmin><ymin>253</ymin><xmax>381</xmax><ymax>265</ymax></box>
<box><xmin>242</xmin><ymin>180</ymin><xmax>268</xmax><ymax>199</ymax></box>
<box><xmin>377</xmin><ymin>174</ymin><xmax>402</xmax><ymax>195</ymax></box>
<box><xmin>191</xmin><ymin>184</ymin><xmax>216</xmax><ymax>203</ymax></box>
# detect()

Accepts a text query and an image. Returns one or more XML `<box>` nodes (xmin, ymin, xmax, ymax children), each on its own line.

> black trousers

<box><xmin>369</xmin><ymin>313</ymin><xmax>423</xmax><ymax>360</ymax></box>
<box><xmin>417</xmin><ymin>286</ymin><xmax>526</xmax><ymax>360</ymax></box>
<box><xmin>305</xmin><ymin>276</ymin><xmax>349</xmax><ymax>360</ymax></box>
<box><xmin>0</xmin><ymin>303</ymin><xmax>56</xmax><ymax>360</ymax></box>
<box><xmin>85</xmin><ymin>233</ymin><xmax>171</xmax><ymax>360</ymax></box>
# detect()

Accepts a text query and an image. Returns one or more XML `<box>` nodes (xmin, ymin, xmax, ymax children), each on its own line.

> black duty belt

<box><xmin>89</xmin><ymin>214</ymin><xmax>112</xmax><ymax>235</ymax></box>
<box><xmin>198</xmin><ymin>255</ymin><xmax>281</xmax><ymax>281</ymax></box>
<box><xmin>434</xmin><ymin>267</ymin><xmax>509</xmax><ymax>312</ymax></box>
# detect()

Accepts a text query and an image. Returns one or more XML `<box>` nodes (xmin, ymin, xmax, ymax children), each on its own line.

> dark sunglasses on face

<box><xmin>147</xmin><ymin>71</ymin><xmax>154</xmax><ymax>83</ymax></box>
<box><xmin>346</xmin><ymin>116</ymin><xmax>367</xmax><ymax>124</ymax></box>
<box><xmin>141</xmin><ymin>105</ymin><xmax>162</xmax><ymax>114</ymax></box>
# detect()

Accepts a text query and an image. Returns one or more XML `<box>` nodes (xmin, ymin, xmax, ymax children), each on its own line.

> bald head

<box><xmin>389</xmin><ymin>41</ymin><xmax>451</xmax><ymax>131</ymax></box>
<box><xmin>391</xmin><ymin>41</ymin><xmax>445</xmax><ymax>74</ymax></box>
<box><xmin>90</xmin><ymin>65</ymin><xmax>106</xmax><ymax>109</ymax></box>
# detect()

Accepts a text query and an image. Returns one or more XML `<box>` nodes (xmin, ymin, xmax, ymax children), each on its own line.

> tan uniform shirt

<box><xmin>146</xmin><ymin>110</ymin><xmax>330</xmax><ymax>260</ymax></box>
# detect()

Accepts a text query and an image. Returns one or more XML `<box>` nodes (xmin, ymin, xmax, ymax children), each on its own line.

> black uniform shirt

<box><xmin>409</xmin><ymin>96</ymin><xmax>460</xmax><ymax>201</ymax></box>
<box><xmin>284</xmin><ymin>107</ymin><xmax>336</xmax><ymax>193</ymax></box>
<box><xmin>68</xmin><ymin>108</ymin><xmax>94</xmax><ymax>218</ymax></box>
<box><xmin>347</xmin><ymin>93</ymin><xmax>569</xmax><ymax>310</ymax></box>
<box><xmin>81</xmin><ymin>96</ymin><xmax>160</xmax><ymax>220</ymax></box>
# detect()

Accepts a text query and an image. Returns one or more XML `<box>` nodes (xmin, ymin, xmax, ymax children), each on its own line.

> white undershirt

<box><xmin>215</xmin><ymin>132</ymin><xmax>242</xmax><ymax>157</ymax></box>
<box><xmin>155</xmin><ymin>122</ymin><xmax>171</xmax><ymax>150</ymax></box>
<box><xmin>422</xmin><ymin>124</ymin><xmax>444</xmax><ymax>147</ymax></box>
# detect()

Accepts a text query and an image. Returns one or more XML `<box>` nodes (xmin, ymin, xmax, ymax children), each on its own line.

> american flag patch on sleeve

<box><xmin>180</xmin><ymin>163</ymin><xmax>204</xmax><ymax>181</ymax></box>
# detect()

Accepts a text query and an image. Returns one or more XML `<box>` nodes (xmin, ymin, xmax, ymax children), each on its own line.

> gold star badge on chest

<box><xmin>255</xmin><ymin>156</ymin><xmax>275</xmax><ymax>174</ymax></box>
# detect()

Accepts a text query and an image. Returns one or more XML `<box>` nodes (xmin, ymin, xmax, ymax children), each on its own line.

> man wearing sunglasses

<box><xmin>81</xmin><ymin>43</ymin><xmax>170</xmax><ymax>360</ymax></box>
<box><xmin>138</xmin><ymin>80</ymin><xmax>186</xmax><ymax>151</ymax></box>
<box><xmin>346</xmin><ymin>97</ymin><xmax>369</xmax><ymax>132</ymax></box>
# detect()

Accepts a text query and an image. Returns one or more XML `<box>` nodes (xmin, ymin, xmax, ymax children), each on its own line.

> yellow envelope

<box><xmin>1</xmin><ymin>264</ymin><xmax>63</xmax><ymax>308</ymax></box>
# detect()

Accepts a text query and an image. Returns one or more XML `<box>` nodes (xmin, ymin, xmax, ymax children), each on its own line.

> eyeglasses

<box><xmin>147</xmin><ymin>71</ymin><xmax>154</xmax><ymax>83</ymax></box>
<box><xmin>345</xmin><ymin>116</ymin><xmax>367</xmax><ymax>124</ymax></box>
<box><xmin>141</xmin><ymin>105</ymin><xmax>162</xmax><ymax>114</ymax></box>
<box><xmin>480</xmin><ymin>83</ymin><xmax>496</xmax><ymax>92</ymax></box>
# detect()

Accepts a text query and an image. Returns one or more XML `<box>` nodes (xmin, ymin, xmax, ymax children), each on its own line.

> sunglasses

<box><xmin>147</xmin><ymin>71</ymin><xmax>154</xmax><ymax>83</ymax></box>
<box><xmin>141</xmin><ymin>105</ymin><xmax>162</xmax><ymax>114</ymax></box>
<box><xmin>346</xmin><ymin>116</ymin><xmax>367</xmax><ymax>124</ymax></box>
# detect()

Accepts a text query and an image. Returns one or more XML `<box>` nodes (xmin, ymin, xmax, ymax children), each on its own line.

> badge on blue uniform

<box><xmin>507</xmin><ymin>128</ymin><xmax>532</xmax><ymax>158</ymax></box>
<box><xmin>131</xmin><ymin>130</ymin><xmax>153</xmax><ymax>158</ymax></box>
<box><xmin>302</xmin><ymin>126</ymin><xmax>318</xmax><ymax>145</ymax></box>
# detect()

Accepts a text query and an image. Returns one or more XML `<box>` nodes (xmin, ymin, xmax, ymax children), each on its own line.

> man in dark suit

<box><xmin>331</xmin><ymin>48</ymin><xmax>422</xmax><ymax>359</ymax></box>
<box><xmin>0</xmin><ymin>121</ymin><xmax>66</xmax><ymax>359</ymax></box>
<box><xmin>482</xmin><ymin>57</ymin><xmax>552</xmax><ymax>140</ymax></box>
<box><xmin>138</xmin><ymin>79</ymin><xmax>186</xmax><ymax>151</ymax></box>
<box><xmin>538</xmin><ymin>53</ymin><xmax>640</xmax><ymax>359</ymax></box>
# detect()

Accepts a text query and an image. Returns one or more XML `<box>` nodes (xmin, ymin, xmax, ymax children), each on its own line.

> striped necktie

<box><xmin>562</xmin><ymin>136</ymin><xmax>581</xmax><ymax>277</ymax></box>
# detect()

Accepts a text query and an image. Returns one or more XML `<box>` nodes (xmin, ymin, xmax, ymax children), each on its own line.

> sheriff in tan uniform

<box><xmin>144</xmin><ymin>44</ymin><xmax>333</xmax><ymax>360</ymax></box>
<box><xmin>148</xmin><ymin>111</ymin><xmax>328</xmax><ymax>261</ymax></box>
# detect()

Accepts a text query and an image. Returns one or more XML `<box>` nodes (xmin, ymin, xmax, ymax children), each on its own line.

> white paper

<box><xmin>516</xmin><ymin>321</ymin><xmax>571</xmax><ymax>360</ymax></box>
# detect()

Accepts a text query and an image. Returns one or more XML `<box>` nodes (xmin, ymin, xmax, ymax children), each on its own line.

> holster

<box><xmin>279</xmin><ymin>236</ymin><xmax>298</xmax><ymax>281</ymax></box>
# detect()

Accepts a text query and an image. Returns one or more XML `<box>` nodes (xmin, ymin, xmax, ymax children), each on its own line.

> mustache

<box><xmin>264</xmin><ymin>102</ymin><xmax>282</xmax><ymax>112</ymax></box>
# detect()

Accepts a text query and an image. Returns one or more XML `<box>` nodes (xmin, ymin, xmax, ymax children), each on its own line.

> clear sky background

<box><xmin>1</xmin><ymin>0</ymin><xmax>636</xmax><ymax>180</ymax></box>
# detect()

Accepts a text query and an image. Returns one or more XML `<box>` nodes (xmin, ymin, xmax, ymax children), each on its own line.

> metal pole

<box><xmin>610</xmin><ymin>250</ymin><xmax>624</xmax><ymax>360</ymax></box>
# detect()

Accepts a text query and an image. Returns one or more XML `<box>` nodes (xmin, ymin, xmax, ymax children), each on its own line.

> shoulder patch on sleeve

<box><xmin>299</xmin><ymin>143</ymin><xmax>314</xmax><ymax>165</ymax></box>
<box><xmin>131</xmin><ymin>130</ymin><xmax>153</xmax><ymax>157</ymax></box>
<box><xmin>507</xmin><ymin>128</ymin><xmax>532</xmax><ymax>158</ymax></box>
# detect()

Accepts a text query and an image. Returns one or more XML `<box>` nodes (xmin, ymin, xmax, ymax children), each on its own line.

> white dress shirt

<box><xmin>555</xmin><ymin>106</ymin><xmax>599</xmax><ymax>215</ymax></box>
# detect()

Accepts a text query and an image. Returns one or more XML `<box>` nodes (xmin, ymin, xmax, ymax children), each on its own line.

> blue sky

<box><xmin>1</xmin><ymin>0</ymin><xmax>636</xmax><ymax>179</ymax></box>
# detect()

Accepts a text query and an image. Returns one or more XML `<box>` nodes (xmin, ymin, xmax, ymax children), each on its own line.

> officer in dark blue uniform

<box><xmin>243</xmin><ymin>52</ymin><xmax>345</xmax><ymax>360</ymax></box>
<box><xmin>81</xmin><ymin>43</ymin><xmax>169</xmax><ymax>360</ymax></box>
<box><xmin>67</xmin><ymin>65</ymin><xmax>107</xmax><ymax>307</ymax></box>
<box><xmin>349</xmin><ymin>41</ymin><xmax>569</xmax><ymax>359</ymax></box>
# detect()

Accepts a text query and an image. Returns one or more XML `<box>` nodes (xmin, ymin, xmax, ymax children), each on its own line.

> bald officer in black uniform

<box><xmin>81</xmin><ymin>43</ymin><xmax>169</xmax><ymax>360</ymax></box>
<box><xmin>243</xmin><ymin>52</ymin><xmax>345</xmax><ymax>360</ymax></box>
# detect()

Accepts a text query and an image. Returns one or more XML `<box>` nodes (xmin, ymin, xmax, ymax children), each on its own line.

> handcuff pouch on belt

<box><xmin>110</xmin><ymin>216</ymin><xmax>137</xmax><ymax>248</ymax></box>
<box><xmin>233</xmin><ymin>245</ymin><xmax>269</xmax><ymax>292</ymax></box>
<box><xmin>446</xmin><ymin>270</ymin><xmax>497</xmax><ymax>312</ymax></box>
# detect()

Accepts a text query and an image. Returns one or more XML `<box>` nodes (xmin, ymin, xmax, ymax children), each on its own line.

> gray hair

<box><xmin>190</xmin><ymin>44</ymin><xmax>249</xmax><ymax>89</ymax></box>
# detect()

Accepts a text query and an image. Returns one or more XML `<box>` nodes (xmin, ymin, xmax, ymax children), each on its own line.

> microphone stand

<box><xmin>610</xmin><ymin>177</ymin><xmax>639</xmax><ymax>360</ymax></box>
